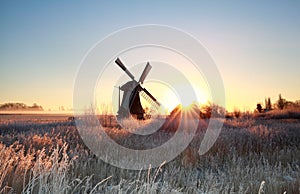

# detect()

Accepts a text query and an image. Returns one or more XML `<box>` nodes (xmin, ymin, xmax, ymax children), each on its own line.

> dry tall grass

<box><xmin>0</xmin><ymin>114</ymin><xmax>299</xmax><ymax>193</ymax></box>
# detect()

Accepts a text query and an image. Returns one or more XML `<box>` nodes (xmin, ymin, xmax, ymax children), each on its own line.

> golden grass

<box><xmin>0</xmin><ymin>115</ymin><xmax>299</xmax><ymax>193</ymax></box>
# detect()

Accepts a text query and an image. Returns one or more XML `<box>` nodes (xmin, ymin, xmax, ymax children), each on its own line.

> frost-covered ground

<box><xmin>0</xmin><ymin>112</ymin><xmax>299</xmax><ymax>193</ymax></box>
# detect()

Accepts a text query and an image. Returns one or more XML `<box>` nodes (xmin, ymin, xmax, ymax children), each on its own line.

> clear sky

<box><xmin>1</xmin><ymin>1</ymin><xmax>299</xmax><ymax>112</ymax></box>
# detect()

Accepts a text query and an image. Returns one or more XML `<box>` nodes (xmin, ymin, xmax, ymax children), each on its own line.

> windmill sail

<box><xmin>139</xmin><ymin>62</ymin><xmax>152</xmax><ymax>84</ymax></box>
<box><xmin>141</xmin><ymin>88</ymin><xmax>160</xmax><ymax>106</ymax></box>
<box><xmin>115</xmin><ymin>58</ymin><xmax>135</xmax><ymax>80</ymax></box>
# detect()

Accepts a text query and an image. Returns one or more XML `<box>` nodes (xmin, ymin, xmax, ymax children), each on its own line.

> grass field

<box><xmin>0</xmin><ymin>111</ymin><xmax>299</xmax><ymax>193</ymax></box>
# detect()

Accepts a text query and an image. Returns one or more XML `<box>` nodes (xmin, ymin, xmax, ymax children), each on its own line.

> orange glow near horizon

<box><xmin>141</xmin><ymin>82</ymin><xmax>180</xmax><ymax>114</ymax></box>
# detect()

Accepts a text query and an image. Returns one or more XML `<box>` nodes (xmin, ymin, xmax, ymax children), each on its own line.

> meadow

<box><xmin>0</xmin><ymin>111</ymin><xmax>299</xmax><ymax>194</ymax></box>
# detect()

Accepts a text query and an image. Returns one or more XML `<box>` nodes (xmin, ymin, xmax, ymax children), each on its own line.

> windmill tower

<box><xmin>115</xmin><ymin>58</ymin><xmax>160</xmax><ymax>120</ymax></box>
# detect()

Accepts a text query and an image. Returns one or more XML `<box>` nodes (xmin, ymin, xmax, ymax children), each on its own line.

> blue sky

<box><xmin>1</xmin><ymin>1</ymin><xmax>299</xmax><ymax>111</ymax></box>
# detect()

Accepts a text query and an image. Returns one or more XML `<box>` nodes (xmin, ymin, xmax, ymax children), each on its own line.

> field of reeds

<box><xmin>0</xmin><ymin>111</ymin><xmax>299</xmax><ymax>193</ymax></box>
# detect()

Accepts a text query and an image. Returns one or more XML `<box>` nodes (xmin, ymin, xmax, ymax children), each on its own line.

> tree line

<box><xmin>256</xmin><ymin>94</ymin><xmax>300</xmax><ymax>113</ymax></box>
<box><xmin>0</xmin><ymin>102</ymin><xmax>44</xmax><ymax>111</ymax></box>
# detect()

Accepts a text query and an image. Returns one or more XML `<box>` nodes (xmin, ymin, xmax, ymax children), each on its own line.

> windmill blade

<box><xmin>115</xmin><ymin>58</ymin><xmax>135</xmax><ymax>81</ymax></box>
<box><xmin>139</xmin><ymin>62</ymin><xmax>152</xmax><ymax>84</ymax></box>
<box><xmin>141</xmin><ymin>87</ymin><xmax>161</xmax><ymax>106</ymax></box>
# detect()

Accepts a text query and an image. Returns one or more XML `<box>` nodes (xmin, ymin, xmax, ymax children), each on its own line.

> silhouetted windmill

<box><xmin>115</xmin><ymin>58</ymin><xmax>160</xmax><ymax>120</ymax></box>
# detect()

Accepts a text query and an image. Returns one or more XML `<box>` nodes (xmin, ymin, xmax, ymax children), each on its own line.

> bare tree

<box><xmin>265</xmin><ymin>97</ymin><xmax>272</xmax><ymax>110</ymax></box>
<box><xmin>277</xmin><ymin>94</ymin><xmax>285</xmax><ymax>110</ymax></box>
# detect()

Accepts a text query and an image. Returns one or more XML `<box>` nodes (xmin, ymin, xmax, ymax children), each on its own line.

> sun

<box><xmin>141</xmin><ymin>82</ymin><xmax>180</xmax><ymax>114</ymax></box>
<box><xmin>141</xmin><ymin>77</ymin><xmax>210</xmax><ymax>115</ymax></box>
<box><xmin>141</xmin><ymin>80</ymin><xmax>211</xmax><ymax>115</ymax></box>
<box><xmin>159</xmin><ymin>89</ymin><xmax>180</xmax><ymax>114</ymax></box>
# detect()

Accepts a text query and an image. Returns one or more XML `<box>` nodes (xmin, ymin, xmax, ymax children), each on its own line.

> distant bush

<box><xmin>200</xmin><ymin>102</ymin><xmax>226</xmax><ymax>118</ymax></box>
<box><xmin>0</xmin><ymin>102</ymin><xmax>43</xmax><ymax>111</ymax></box>
<box><xmin>233</xmin><ymin>109</ymin><xmax>241</xmax><ymax>118</ymax></box>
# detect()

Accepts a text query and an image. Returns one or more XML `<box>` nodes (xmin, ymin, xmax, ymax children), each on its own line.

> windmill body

<box><xmin>119</xmin><ymin>81</ymin><xmax>144</xmax><ymax>119</ymax></box>
<box><xmin>115</xmin><ymin>58</ymin><xmax>160</xmax><ymax>120</ymax></box>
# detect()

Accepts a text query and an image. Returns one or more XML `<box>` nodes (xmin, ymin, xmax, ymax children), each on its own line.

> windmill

<box><xmin>115</xmin><ymin>58</ymin><xmax>160</xmax><ymax>120</ymax></box>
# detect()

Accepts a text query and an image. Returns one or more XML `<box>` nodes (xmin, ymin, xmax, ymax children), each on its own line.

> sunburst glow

<box><xmin>141</xmin><ymin>82</ymin><xmax>180</xmax><ymax>114</ymax></box>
